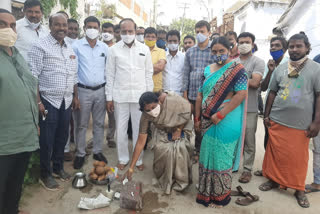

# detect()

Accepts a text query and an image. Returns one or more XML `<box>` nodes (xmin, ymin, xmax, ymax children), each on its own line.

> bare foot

<box><xmin>136</xmin><ymin>164</ymin><xmax>144</xmax><ymax>171</ymax></box>
<box><xmin>209</xmin><ymin>203</ymin><xmax>223</xmax><ymax>208</ymax></box>
<box><xmin>117</xmin><ymin>163</ymin><xmax>127</xmax><ymax>170</ymax></box>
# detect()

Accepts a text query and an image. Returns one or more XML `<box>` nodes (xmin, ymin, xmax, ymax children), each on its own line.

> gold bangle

<box><xmin>176</xmin><ymin>128</ymin><xmax>181</xmax><ymax>132</ymax></box>
<box><xmin>128</xmin><ymin>168</ymin><xmax>134</xmax><ymax>173</ymax></box>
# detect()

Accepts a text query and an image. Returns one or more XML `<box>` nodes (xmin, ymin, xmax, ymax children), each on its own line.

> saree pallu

<box><xmin>196</xmin><ymin>62</ymin><xmax>247</xmax><ymax>207</ymax></box>
<box><xmin>262</xmin><ymin>120</ymin><xmax>310</xmax><ymax>191</ymax></box>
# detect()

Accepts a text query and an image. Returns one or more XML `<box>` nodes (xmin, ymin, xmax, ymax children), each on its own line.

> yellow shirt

<box><xmin>151</xmin><ymin>46</ymin><xmax>166</xmax><ymax>92</ymax></box>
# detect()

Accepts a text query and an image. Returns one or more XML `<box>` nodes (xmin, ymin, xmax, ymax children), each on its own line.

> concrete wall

<box><xmin>233</xmin><ymin>1</ymin><xmax>288</xmax><ymax>61</ymax></box>
<box><xmin>284</xmin><ymin>0</ymin><xmax>320</xmax><ymax>59</ymax></box>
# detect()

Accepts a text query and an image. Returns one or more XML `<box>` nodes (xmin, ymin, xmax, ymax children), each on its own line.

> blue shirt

<box><xmin>72</xmin><ymin>38</ymin><xmax>108</xmax><ymax>87</ymax></box>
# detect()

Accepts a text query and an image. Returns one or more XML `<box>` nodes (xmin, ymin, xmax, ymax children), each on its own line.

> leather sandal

<box><xmin>235</xmin><ymin>192</ymin><xmax>259</xmax><ymax>206</ymax></box>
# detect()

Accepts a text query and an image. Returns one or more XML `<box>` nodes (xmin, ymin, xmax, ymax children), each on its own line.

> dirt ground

<box><xmin>20</xmin><ymin>117</ymin><xmax>320</xmax><ymax>214</ymax></box>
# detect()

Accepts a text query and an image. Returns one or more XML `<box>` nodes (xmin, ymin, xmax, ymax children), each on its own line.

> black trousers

<box><xmin>0</xmin><ymin>152</ymin><xmax>31</xmax><ymax>214</ymax></box>
<box><xmin>39</xmin><ymin>98</ymin><xmax>71</xmax><ymax>178</ymax></box>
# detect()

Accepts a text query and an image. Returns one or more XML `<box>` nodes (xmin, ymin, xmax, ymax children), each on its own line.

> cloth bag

<box><xmin>120</xmin><ymin>181</ymin><xmax>143</xmax><ymax>210</ymax></box>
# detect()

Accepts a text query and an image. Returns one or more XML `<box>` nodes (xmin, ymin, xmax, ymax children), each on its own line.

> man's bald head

<box><xmin>49</xmin><ymin>13</ymin><xmax>67</xmax><ymax>27</ymax></box>
<box><xmin>49</xmin><ymin>13</ymin><xmax>68</xmax><ymax>43</ymax></box>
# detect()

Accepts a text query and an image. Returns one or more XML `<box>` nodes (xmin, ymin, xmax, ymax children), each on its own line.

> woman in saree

<box><xmin>195</xmin><ymin>36</ymin><xmax>248</xmax><ymax>207</ymax></box>
<box><xmin>123</xmin><ymin>91</ymin><xmax>194</xmax><ymax>195</ymax></box>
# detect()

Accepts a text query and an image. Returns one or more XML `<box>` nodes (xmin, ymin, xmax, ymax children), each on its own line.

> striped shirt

<box><xmin>182</xmin><ymin>43</ymin><xmax>214</xmax><ymax>100</ymax></box>
<box><xmin>28</xmin><ymin>34</ymin><xmax>78</xmax><ymax>109</ymax></box>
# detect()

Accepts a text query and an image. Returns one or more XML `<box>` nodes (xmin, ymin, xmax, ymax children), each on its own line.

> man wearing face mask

<box><xmin>163</xmin><ymin>30</ymin><xmax>185</xmax><ymax>96</ymax></box>
<box><xmin>101</xmin><ymin>22</ymin><xmax>115</xmax><ymax>47</ymax></box>
<box><xmin>236</xmin><ymin>32</ymin><xmax>265</xmax><ymax>184</ymax></box>
<box><xmin>72</xmin><ymin>16</ymin><xmax>109</xmax><ymax>170</ymax></box>
<box><xmin>136</xmin><ymin>26</ymin><xmax>145</xmax><ymax>43</ymax></box>
<box><xmin>28</xmin><ymin>14</ymin><xmax>79</xmax><ymax>191</ymax></box>
<box><xmin>157</xmin><ymin>29</ymin><xmax>167</xmax><ymax>50</ymax></box>
<box><xmin>182</xmin><ymin>20</ymin><xmax>214</xmax><ymax>162</ymax></box>
<box><xmin>225</xmin><ymin>31</ymin><xmax>240</xmax><ymax>60</ymax></box>
<box><xmin>0</xmin><ymin>8</ymin><xmax>38</xmax><ymax>214</ymax></box>
<box><xmin>106</xmin><ymin>18</ymin><xmax>153</xmax><ymax>171</ymax></box>
<box><xmin>144</xmin><ymin>27</ymin><xmax>167</xmax><ymax>92</ymax></box>
<box><xmin>15</xmin><ymin>0</ymin><xmax>49</xmax><ymax>61</ymax></box>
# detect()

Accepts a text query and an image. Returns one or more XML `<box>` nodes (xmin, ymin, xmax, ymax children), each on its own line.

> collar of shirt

<box><xmin>166</xmin><ymin>50</ymin><xmax>183</xmax><ymax>59</ymax></box>
<box><xmin>21</xmin><ymin>17</ymin><xmax>45</xmax><ymax>31</ymax></box>
<box><xmin>80</xmin><ymin>37</ymin><xmax>103</xmax><ymax>48</ymax></box>
<box><xmin>119</xmin><ymin>39</ymin><xmax>140</xmax><ymax>48</ymax></box>
<box><xmin>47</xmin><ymin>33</ymin><xmax>68</xmax><ymax>48</ymax></box>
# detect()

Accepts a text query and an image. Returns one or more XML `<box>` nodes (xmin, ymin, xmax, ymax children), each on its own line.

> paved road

<box><xmin>21</xmin><ymin>117</ymin><xmax>320</xmax><ymax>214</ymax></box>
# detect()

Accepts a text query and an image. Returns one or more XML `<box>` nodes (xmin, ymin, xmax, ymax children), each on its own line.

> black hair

<box><xmin>0</xmin><ymin>8</ymin><xmax>11</xmax><ymax>14</ymax></box>
<box><xmin>84</xmin><ymin>16</ymin><xmax>100</xmax><ymax>27</ymax></box>
<box><xmin>145</xmin><ymin>27</ymin><xmax>157</xmax><ymax>37</ymax></box>
<box><xmin>114</xmin><ymin>24</ymin><xmax>120</xmax><ymax>31</ymax></box>
<box><xmin>157</xmin><ymin>29</ymin><xmax>167</xmax><ymax>35</ymax></box>
<box><xmin>119</xmin><ymin>18</ymin><xmax>137</xmax><ymax>30</ymax></box>
<box><xmin>253</xmin><ymin>43</ymin><xmax>258</xmax><ymax>52</ymax></box>
<box><xmin>57</xmin><ymin>10</ymin><xmax>69</xmax><ymax>19</ymax></box>
<box><xmin>270</xmin><ymin>36</ymin><xmax>287</xmax><ymax>50</ymax></box>
<box><xmin>166</xmin><ymin>30</ymin><xmax>180</xmax><ymax>41</ymax></box>
<box><xmin>137</xmin><ymin>26</ymin><xmax>145</xmax><ymax>30</ymax></box>
<box><xmin>24</xmin><ymin>0</ymin><xmax>43</xmax><ymax>12</ymax></box>
<box><xmin>67</xmin><ymin>18</ymin><xmax>78</xmax><ymax>25</ymax></box>
<box><xmin>102</xmin><ymin>22</ymin><xmax>114</xmax><ymax>30</ymax></box>
<box><xmin>237</xmin><ymin>32</ymin><xmax>255</xmax><ymax>43</ymax></box>
<box><xmin>139</xmin><ymin>92</ymin><xmax>159</xmax><ymax>112</ymax></box>
<box><xmin>183</xmin><ymin>35</ymin><xmax>195</xmax><ymax>43</ymax></box>
<box><xmin>195</xmin><ymin>20</ymin><xmax>210</xmax><ymax>32</ymax></box>
<box><xmin>210</xmin><ymin>36</ymin><xmax>231</xmax><ymax>50</ymax></box>
<box><xmin>288</xmin><ymin>31</ymin><xmax>311</xmax><ymax>54</ymax></box>
<box><xmin>49</xmin><ymin>13</ymin><xmax>67</xmax><ymax>27</ymax></box>
<box><xmin>225</xmin><ymin>31</ymin><xmax>237</xmax><ymax>40</ymax></box>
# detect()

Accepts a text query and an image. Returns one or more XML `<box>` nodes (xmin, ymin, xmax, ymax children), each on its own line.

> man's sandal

<box><xmin>294</xmin><ymin>192</ymin><xmax>310</xmax><ymax>208</ymax></box>
<box><xmin>235</xmin><ymin>192</ymin><xmax>259</xmax><ymax>206</ymax></box>
<box><xmin>117</xmin><ymin>163</ymin><xmax>128</xmax><ymax>170</ymax></box>
<box><xmin>231</xmin><ymin>186</ymin><xmax>248</xmax><ymax>196</ymax></box>
<box><xmin>259</xmin><ymin>180</ymin><xmax>279</xmax><ymax>191</ymax></box>
<box><xmin>254</xmin><ymin>170</ymin><xmax>263</xmax><ymax>176</ymax></box>
<box><xmin>305</xmin><ymin>184</ymin><xmax>320</xmax><ymax>194</ymax></box>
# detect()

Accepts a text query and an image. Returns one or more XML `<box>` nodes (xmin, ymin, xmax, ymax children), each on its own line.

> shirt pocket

<box><xmin>93</xmin><ymin>51</ymin><xmax>106</xmax><ymax>71</ymax></box>
<box><xmin>134</xmin><ymin>53</ymin><xmax>146</xmax><ymax>71</ymax></box>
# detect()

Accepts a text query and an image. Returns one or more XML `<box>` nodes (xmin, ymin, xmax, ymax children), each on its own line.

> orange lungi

<box><xmin>262</xmin><ymin>120</ymin><xmax>310</xmax><ymax>191</ymax></box>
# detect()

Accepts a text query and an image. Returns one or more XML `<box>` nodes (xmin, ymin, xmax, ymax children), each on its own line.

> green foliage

<box><xmin>23</xmin><ymin>151</ymin><xmax>40</xmax><ymax>186</ymax></box>
<box><xmin>95</xmin><ymin>0</ymin><xmax>116</xmax><ymax>22</ymax></box>
<box><xmin>60</xmin><ymin>0</ymin><xmax>78</xmax><ymax>19</ymax></box>
<box><xmin>169</xmin><ymin>18</ymin><xmax>197</xmax><ymax>45</ymax></box>
<box><xmin>40</xmin><ymin>0</ymin><xmax>57</xmax><ymax>18</ymax></box>
<box><xmin>39</xmin><ymin>0</ymin><xmax>78</xmax><ymax>19</ymax></box>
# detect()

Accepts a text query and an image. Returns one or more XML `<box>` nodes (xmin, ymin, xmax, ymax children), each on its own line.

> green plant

<box><xmin>23</xmin><ymin>151</ymin><xmax>40</xmax><ymax>186</ymax></box>
<box><xmin>40</xmin><ymin>0</ymin><xmax>78</xmax><ymax>19</ymax></box>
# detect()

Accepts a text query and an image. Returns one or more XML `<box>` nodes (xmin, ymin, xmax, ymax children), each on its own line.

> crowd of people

<box><xmin>1</xmin><ymin>0</ymin><xmax>320</xmax><ymax>213</ymax></box>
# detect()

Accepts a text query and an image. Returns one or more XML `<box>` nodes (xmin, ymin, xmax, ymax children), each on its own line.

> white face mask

<box><xmin>121</xmin><ymin>34</ymin><xmax>135</xmax><ymax>44</ymax></box>
<box><xmin>136</xmin><ymin>35</ymin><xmax>144</xmax><ymax>43</ymax></box>
<box><xmin>196</xmin><ymin>33</ymin><xmax>208</xmax><ymax>44</ymax></box>
<box><xmin>25</xmin><ymin>17</ymin><xmax>40</xmax><ymax>30</ymax></box>
<box><xmin>101</xmin><ymin>32</ymin><xmax>114</xmax><ymax>42</ymax></box>
<box><xmin>0</xmin><ymin>28</ymin><xmax>17</xmax><ymax>47</ymax></box>
<box><xmin>146</xmin><ymin>104</ymin><xmax>161</xmax><ymax>118</ymax></box>
<box><xmin>167</xmin><ymin>43</ymin><xmax>179</xmax><ymax>51</ymax></box>
<box><xmin>238</xmin><ymin>43</ymin><xmax>252</xmax><ymax>54</ymax></box>
<box><xmin>86</xmin><ymin>28</ymin><xmax>99</xmax><ymax>40</ymax></box>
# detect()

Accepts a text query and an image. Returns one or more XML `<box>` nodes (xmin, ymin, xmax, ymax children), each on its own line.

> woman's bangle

<box><xmin>176</xmin><ymin>128</ymin><xmax>181</xmax><ymax>132</ymax></box>
<box><xmin>194</xmin><ymin>117</ymin><xmax>200</xmax><ymax>122</ymax></box>
<box><xmin>217</xmin><ymin>111</ymin><xmax>225</xmax><ymax>120</ymax></box>
<box><xmin>128</xmin><ymin>168</ymin><xmax>134</xmax><ymax>173</ymax></box>
<box><xmin>38</xmin><ymin>101</ymin><xmax>42</xmax><ymax>105</ymax></box>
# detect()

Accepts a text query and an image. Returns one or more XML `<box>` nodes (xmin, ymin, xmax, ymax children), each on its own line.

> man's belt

<box><xmin>78</xmin><ymin>83</ymin><xmax>106</xmax><ymax>91</ymax></box>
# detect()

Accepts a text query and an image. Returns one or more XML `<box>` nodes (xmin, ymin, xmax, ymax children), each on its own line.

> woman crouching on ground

<box><xmin>123</xmin><ymin>91</ymin><xmax>194</xmax><ymax>195</ymax></box>
<box><xmin>195</xmin><ymin>36</ymin><xmax>248</xmax><ymax>208</ymax></box>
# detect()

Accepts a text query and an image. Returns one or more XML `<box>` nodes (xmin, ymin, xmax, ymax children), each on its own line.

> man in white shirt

<box><xmin>163</xmin><ymin>30</ymin><xmax>185</xmax><ymax>96</ymax></box>
<box><xmin>15</xmin><ymin>0</ymin><xmax>49</xmax><ymax>61</ymax></box>
<box><xmin>106</xmin><ymin>18</ymin><xmax>153</xmax><ymax>171</ymax></box>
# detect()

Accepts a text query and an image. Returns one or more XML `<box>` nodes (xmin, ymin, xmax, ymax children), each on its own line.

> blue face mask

<box><xmin>270</xmin><ymin>49</ymin><xmax>284</xmax><ymax>61</ymax></box>
<box><xmin>156</xmin><ymin>39</ymin><xmax>166</xmax><ymax>49</ymax></box>
<box><xmin>213</xmin><ymin>54</ymin><xmax>229</xmax><ymax>65</ymax></box>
